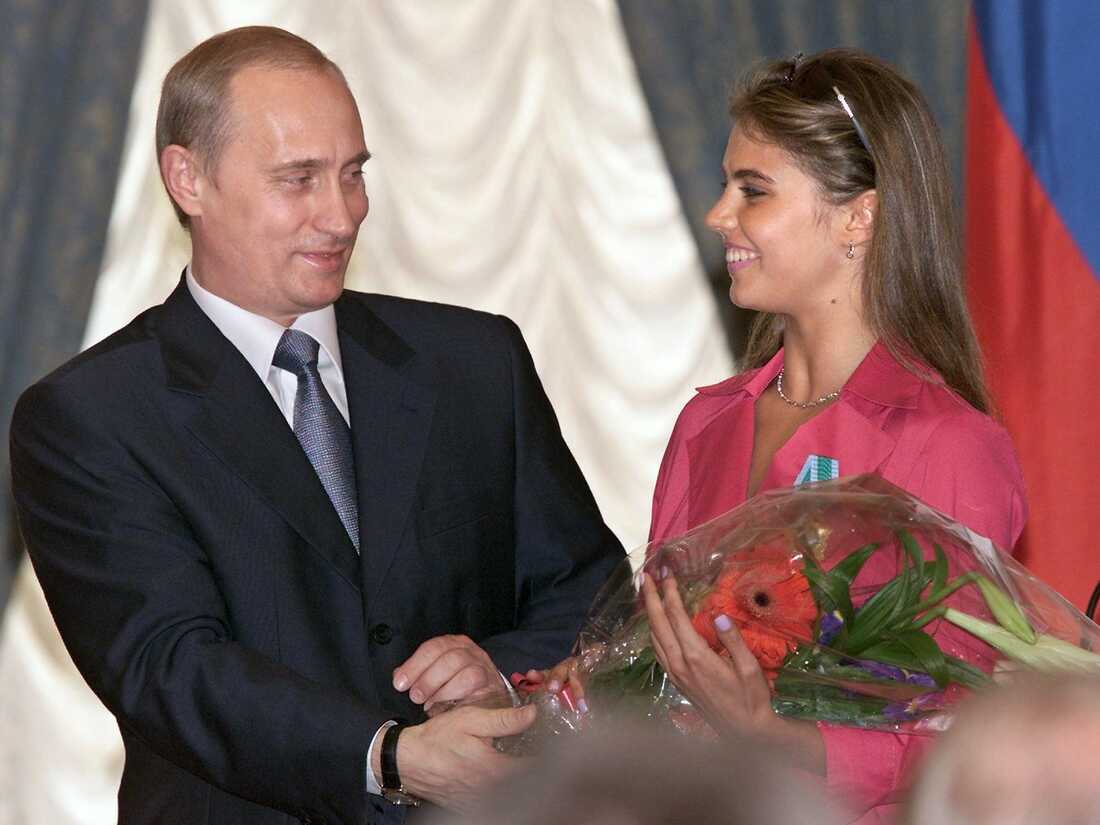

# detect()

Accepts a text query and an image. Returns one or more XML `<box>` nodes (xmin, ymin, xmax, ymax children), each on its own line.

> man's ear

<box><xmin>160</xmin><ymin>145</ymin><xmax>207</xmax><ymax>219</ymax></box>
<box><xmin>843</xmin><ymin>189</ymin><xmax>878</xmax><ymax>248</ymax></box>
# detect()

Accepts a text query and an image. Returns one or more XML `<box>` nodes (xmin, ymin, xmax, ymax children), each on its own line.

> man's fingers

<box><xmin>395</xmin><ymin>636</ymin><xmax>494</xmax><ymax>704</ymax></box>
<box><xmin>412</xmin><ymin>654</ymin><xmax>494</xmax><ymax>706</ymax></box>
<box><xmin>424</xmin><ymin>667</ymin><xmax>506</xmax><ymax>712</ymax></box>
<box><xmin>393</xmin><ymin>635</ymin><xmax>451</xmax><ymax>692</ymax></box>
<box><xmin>457</xmin><ymin>704</ymin><xmax>536</xmax><ymax>738</ymax></box>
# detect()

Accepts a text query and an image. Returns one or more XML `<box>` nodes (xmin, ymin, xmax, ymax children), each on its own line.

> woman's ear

<box><xmin>844</xmin><ymin>189</ymin><xmax>878</xmax><ymax>246</ymax></box>
<box><xmin>159</xmin><ymin>145</ymin><xmax>206</xmax><ymax>220</ymax></box>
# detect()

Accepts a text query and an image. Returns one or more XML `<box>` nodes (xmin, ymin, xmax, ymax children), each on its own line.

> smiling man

<box><xmin>10</xmin><ymin>26</ymin><xmax>622</xmax><ymax>825</ymax></box>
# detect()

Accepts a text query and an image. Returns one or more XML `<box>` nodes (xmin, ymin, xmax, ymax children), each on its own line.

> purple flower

<box><xmin>818</xmin><ymin>610</ymin><xmax>844</xmax><ymax>646</ymax></box>
<box><xmin>849</xmin><ymin>658</ymin><xmax>937</xmax><ymax>688</ymax></box>
<box><xmin>883</xmin><ymin>690</ymin><xmax>943</xmax><ymax>721</ymax></box>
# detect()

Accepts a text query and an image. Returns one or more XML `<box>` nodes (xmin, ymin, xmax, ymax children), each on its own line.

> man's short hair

<box><xmin>155</xmin><ymin>25</ymin><xmax>344</xmax><ymax>228</ymax></box>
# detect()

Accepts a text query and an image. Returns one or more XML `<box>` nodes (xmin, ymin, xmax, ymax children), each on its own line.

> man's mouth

<box><xmin>300</xmin><ymin>249</ymin><xmax>347</xmax><ymax>271</ymax></box>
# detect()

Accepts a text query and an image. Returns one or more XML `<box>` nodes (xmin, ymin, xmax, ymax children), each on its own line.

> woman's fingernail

<box><xmin>714</xmin><ymin>614</ymin><xmax>733</xmax><ymax>632</ymax></box>
<box><xmin>660</xmin><ymin>566</ymin><xmax>670</xmax><ymax>580</ymax></box>
<box><xmin>393</xmin><ymin>673</ymin><xmax>409</xmax><ymax>692</ymax></box>
<box><xmin>547</xmin><ymin>679</ymin><xmax>562</xmax><ymax>693</ymax></box>
<box><xmin>577</xmin><ymin>698</ymin><xmax>589</xmax><ymax>714</ymax></box>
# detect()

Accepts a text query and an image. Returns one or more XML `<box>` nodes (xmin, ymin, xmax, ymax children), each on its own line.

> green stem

<box><xmin>908</xmin><ymin>605</ymin><xmax>946</xmax><ymax>631</ymax></box>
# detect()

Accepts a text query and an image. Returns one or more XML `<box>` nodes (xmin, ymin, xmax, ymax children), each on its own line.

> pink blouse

<box><xmin>648</xmin><ymin>342</ymin><xmax>1027</xmax><ymax>823</ymax></box>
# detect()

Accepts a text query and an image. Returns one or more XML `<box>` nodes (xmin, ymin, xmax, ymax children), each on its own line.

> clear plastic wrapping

<box><xmin>508</xmin><ymin>474</ymin><xmax>1100</xmax><ymax>746</ymax></box>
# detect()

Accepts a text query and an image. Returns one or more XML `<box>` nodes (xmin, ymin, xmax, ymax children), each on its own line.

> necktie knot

<box><xmin>273</xmin><ymin>328</ymin><xmax>320</xmax><ymax>375</ymax></box>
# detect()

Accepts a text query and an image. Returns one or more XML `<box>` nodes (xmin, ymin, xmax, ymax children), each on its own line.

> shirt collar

<box><xmin>696</xmin><ymin>340</ymin><xmax>924</xmax><ymax>410</ymax></box>
<box><xmin>185</xmin><ymin>267</ymin><xmax>344</xmax><ymax>382</ymax></box>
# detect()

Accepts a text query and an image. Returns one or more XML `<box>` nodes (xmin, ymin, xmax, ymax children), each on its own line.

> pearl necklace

<box><xmin>775</xmin><ymin>369</ymin><xmax>840</xmax><ymax>409</ymax></box>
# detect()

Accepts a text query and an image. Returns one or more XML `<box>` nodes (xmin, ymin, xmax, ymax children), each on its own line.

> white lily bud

<box><xmin>943</xmin><ymin>608</ymin><xmax>1100</xmax><ymax>672</ymax></box>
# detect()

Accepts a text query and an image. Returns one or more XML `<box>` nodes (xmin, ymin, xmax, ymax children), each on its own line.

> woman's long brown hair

<box><xmin>732</xmin><ymin>49</ymin><xmax>990</xmax><ymax>414</ymax></box>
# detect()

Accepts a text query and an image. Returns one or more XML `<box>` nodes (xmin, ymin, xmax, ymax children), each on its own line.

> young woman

<box><xmin>638</xmin><ymin>49</ymin><xmax>1027</xmax><ymax>823</ymax></box>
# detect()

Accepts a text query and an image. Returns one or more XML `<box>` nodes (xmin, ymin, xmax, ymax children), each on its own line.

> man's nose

<box><xmin>315</xmin><ymin>182</ymin><xmax>358</xmax><ymax>238</ymax></box>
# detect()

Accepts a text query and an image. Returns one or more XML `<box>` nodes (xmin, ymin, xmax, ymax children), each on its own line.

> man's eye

<box><xmin>739</xmin><ymin>185</ymin><xmax>765</xmax><ymax>199</ymax></box>
<box><xmin>286</xmin><ymin>175</ymin><xmax>313</xmax><ymax>186</ymax></box>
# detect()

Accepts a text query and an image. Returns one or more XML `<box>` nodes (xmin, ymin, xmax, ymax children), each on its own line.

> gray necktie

<box><xmin>273</xmin><ymin>329</ymin><xmax>360</xmax><ymax>552</ymax></box>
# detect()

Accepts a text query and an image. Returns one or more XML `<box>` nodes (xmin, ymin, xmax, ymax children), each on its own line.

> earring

<box><xmin>846</xmin><ymin>242</ymin><xmax>855</xmax><ymax>259</ymax></box>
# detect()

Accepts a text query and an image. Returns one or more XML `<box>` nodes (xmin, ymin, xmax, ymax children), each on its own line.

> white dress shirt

<box><xmin>186</xmin><ymin>269</ymin><xmax>350</xmax><ymax>427</ymax></box>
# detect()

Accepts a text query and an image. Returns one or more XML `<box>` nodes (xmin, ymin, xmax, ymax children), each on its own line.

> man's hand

<box><xmin>388</xmin><ymin>704</ymin><xmax>536</xmax><ymax>811</ymax></box>
<box><xmin>393</xmin><ymin>634</ymin><xmax>501</xmax><ymax>712</ymax></box>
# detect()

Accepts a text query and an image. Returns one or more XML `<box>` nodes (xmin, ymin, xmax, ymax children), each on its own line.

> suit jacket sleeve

<box><xmin>11</xmin><ymin>380</ymin><xmax>386</xmax><ymax>825</ymax></box>
<box><xmin>475</xmin><ymin>318</ymin><xmax>625</xmax><ymax>677</ymax></box>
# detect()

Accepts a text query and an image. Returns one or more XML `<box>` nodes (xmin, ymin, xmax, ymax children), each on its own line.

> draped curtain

<box><xmin>0</xmin><ymin>0</ymin><xmax>149</xmax><ymax>611</ymax></box>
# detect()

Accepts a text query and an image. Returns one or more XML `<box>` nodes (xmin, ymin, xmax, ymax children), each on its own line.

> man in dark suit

<box><xmin>9</xmin><ymin>26</ymin><xmax>623</xmax><ymax>825</ymax></box>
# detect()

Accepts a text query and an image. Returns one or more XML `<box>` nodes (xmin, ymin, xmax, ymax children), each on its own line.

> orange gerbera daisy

<box><xmin>691</xmin><ymin>558</ymin><xmax>817</xmax><ymax>673</ymax></box>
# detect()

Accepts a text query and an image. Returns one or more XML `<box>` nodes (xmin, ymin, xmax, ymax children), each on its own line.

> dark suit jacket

<box><xmin>10</xmin><ymin>281</ymin><xmax>623</xmax><ymax>825</ymax></box>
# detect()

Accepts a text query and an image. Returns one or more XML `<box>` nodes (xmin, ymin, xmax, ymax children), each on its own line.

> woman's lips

<box><xmin>725</xmin><ymin>246</ymin><xmax>759</xmax><ymax>272</ymax></box>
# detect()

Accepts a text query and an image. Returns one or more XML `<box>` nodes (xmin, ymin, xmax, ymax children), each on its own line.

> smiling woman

<box><xmin>633</xmin><ymin>49</ymin><xmax>1027</xmax><ymax>825</ymax></box>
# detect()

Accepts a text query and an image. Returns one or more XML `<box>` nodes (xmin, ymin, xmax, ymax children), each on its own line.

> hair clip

<box><xmin>784</xmin><ymin>52</ymin><xmax>804</xmax><ymax>84</ymax></box>
<box><xmin>832</xmin><ymin>85</ymin><xmax>872</xmax><ymax>153</ymax></box>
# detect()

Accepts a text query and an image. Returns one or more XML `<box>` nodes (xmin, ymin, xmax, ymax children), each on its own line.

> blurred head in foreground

<box><xmin>434</xmin><ymin>721</ymin><xmax>849</xmax><ymax>825</ymax></box>
<box><xmin>906</xmin><ymin>673</ymin><xmax>1100</xmax><ymax>824</ymax></box>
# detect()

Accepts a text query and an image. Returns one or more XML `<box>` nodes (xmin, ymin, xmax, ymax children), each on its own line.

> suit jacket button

<box><xmin>370</xmin><ymin>623</ymin><xmax>393</xmax><ymax>645</ymax></box>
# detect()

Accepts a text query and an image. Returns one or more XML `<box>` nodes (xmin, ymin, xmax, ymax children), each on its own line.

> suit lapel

<box><xmin>156</xmin><ymin>280</ymin><xmax>362</xmax><ymax>589</ymax></box>
<box><xmin>334</xmin><ymin>295</ymin><xmax>437</xmax><ymax>605</ymax></box>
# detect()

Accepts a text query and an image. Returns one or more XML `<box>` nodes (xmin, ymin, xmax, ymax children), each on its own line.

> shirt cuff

<box><xmin>366</xmin><ymin>720</ymin><xmax>397</xmax><ymax>796</ymax></box>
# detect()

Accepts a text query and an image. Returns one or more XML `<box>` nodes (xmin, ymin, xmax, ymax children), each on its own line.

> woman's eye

<box><xmin>739</xmin><ymin>185</ymin><xmax>765</xmax><ymax>199</ymax></box>
<box><xmin>286</xmin><ymin>176</ymin><xmax>312</xmax><ymax>186</ymax></box>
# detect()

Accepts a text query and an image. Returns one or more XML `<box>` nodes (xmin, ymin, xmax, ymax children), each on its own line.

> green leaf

<box><xmin>803</xmin><ymin>563</ymin><xmax>854</xmax><ymax>625</ymax></box>
<box><xmin>944</xmin><ymin>655</ymin><xmax>992</xmax><ymax>691</ymax></box>
<box><xmin>930</xmin><ymin>543</ymin><xmax>948</xmax><ymax>595</ymax></box>
<box><xmin>845</xmin><ymin>571</ymin><xmax>925</xmax><ymax>653</ymax></box>
<box><xmin>893</xmin><ymin>629</ymin><xmax>949</xmax><ymax>687</ymax></box>
<box><xmin>844</xmin><ymin>535</ymin><xmax>937</xmax><ymax>654</ymax></box>
<box><xmin>896</xmin><ymin>530</ymin><xmax>932</xmax><ymax>612</ymax></box>
<box><xmin>831</xmin><ymin>542</ymin><xmax>881</xmax><ymax>586</ymax></box>
<box><xmin>857</xmin><ymin>638</ymin><xmax>923</xmax><ymax>671</ymax></box>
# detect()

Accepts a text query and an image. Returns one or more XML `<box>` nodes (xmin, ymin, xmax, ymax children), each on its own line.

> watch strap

<box><xmin>381</xmin><ymin>722</ymin><xmax>407</xmax><ymax>791</ymax></box>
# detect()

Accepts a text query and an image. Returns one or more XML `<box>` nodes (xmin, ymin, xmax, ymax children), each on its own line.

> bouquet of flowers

<box><xmin>510</xmin><ymin>474</ymin><xmax>1100</xmax><ymax>744</ymax></box>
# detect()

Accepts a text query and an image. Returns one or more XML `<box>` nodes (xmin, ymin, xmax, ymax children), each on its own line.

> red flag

<box><xmin>966</xmin><ymin>3</ymin><xmax>1100</xmax><ymax>610</ymax></box>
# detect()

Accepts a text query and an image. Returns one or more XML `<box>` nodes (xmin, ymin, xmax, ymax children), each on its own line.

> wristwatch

<box><xmin>380</xmin><ymin>722</ymin><xmax>420</xmax><ymax>807</ymax></box>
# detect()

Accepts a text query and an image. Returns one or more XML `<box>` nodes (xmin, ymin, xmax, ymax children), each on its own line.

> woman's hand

<box><xmin>641</xmin><ymin>570</ymin><xmax>776</xmax><ymax>736</ymax></box>
<box><xmin>642</xmin><ymin>571</ymin><xmax>825</xmax><ymax>773</ymax></box>
<box><xmin>517</xmin><ymin>657</ymin><xmax>589</xmax><ymax>714</ymax></box>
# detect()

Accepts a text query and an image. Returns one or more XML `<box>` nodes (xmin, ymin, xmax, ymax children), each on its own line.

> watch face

<box><xmin>382</xmin><ymin>788</ymin><xmax>421</xmax><ymax>807</ymax></box>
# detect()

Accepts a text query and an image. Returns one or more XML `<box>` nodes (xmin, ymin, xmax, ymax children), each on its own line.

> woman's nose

<box><xmin>704</xmin><ymin>192</ymin><xmax>736</xmax><ymax>241</ymax></box>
